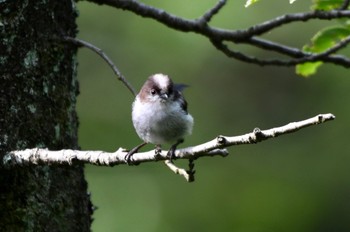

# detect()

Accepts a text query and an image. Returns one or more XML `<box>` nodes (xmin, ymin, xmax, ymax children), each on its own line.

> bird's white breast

<box><xmin>132</xmin><ymin>96</ymin><xmax>193</xmax><ymax>145</ymax></box>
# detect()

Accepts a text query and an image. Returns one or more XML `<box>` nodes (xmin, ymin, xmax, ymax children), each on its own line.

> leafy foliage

<box><xmin>296</xmin><ymin>61</ymin><xmax>323</xmax><ymax>77</ymax></box>
<box><xmin>245</xmin><ymin>0</ymin><xmax>349</xmax><ymax>77</ymax></box>
<box><xmin>297</xmin><ymin>0</ymin><xmax>350</xmax><ymax>77</ymax></box>
<box><xmin>297</xmin><ymin>26</ymin><xmax>350</xmax><ymax>77</ymax></box>
<box><xmin>304</xmin><ymin>27</ymin><xmax>350</xmax><ymax>53</ymax></box>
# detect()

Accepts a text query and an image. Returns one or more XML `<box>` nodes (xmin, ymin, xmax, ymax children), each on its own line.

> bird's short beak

<box><xmin>160</xmin><ymin>93</ymin><xmax>168</xmax><ymax>100</ymax></box>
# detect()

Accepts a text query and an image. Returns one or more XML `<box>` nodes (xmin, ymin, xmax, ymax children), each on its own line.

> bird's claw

<box><xmin>166</xmin><ymin>139</ymin><xmax>184</xmax><ymax>162</ymax></box>
<box><xmin>166</xmin><ymin>147</ymin><xmax>176</xmax><ymax>162</ymax></box>
<box><xmin>124</xmin><ymin>144</ymin><xmax>145</xmax><ymax>165</ymax></box>
<box><xmin>124</xmin><ymin>152</ymin><xmax>133</xmax><ymax>165</ymax></box>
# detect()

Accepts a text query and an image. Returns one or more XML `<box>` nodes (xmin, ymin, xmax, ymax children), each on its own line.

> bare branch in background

<box><xmin>64</xmin><ymin>36</ymin><xmax>137</xmax><ymax>96</ymax></box>
<box><xmin>86</xmin><ymin>0</ymin><xmax>350</xmax><ymax>68</ymax></box>
<box><xmin>212</xmin><ymin>36</ymin><xmax>350</xmax><ymax>66</ymax></box>
<box><xmin>197</xmin><ymin>0</ymin><xmax>226</xmax><ymax>24</ymax></box>
<box><xmin>4</xmin><ymin>114</ymin><xmax>335</xmax><ymax>182</ymax></box>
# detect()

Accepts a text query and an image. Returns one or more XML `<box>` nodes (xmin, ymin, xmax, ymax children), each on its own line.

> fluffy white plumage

<box><xmin>132</xmin><ymin>74</ymin><xmax>193</xmax><ymax>145</ymax></box>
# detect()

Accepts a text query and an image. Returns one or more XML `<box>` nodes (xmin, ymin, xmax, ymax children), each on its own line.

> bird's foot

<box><xmin>125</xmin><ymin>142</ymin><xmax>147</xmax><ymax>165</ymax></box>
<box><xmin>167</xmin><ymin>139</ymin><xmax>184</xmax><ymax>162</ymax></box>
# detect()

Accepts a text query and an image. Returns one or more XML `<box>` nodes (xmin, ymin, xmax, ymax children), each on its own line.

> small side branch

<box><xmin>197</xmin><ymin>0</ymin><xmax>227</xmax><ymax>25</ymax></box>
<box><xmin>64</xmin><ymin>36</ymin><xmax>136</xmax><ymax>96</ymax></box>
<box><xmin>241</xmin><ymin>10</ymin><xmax>350</xmax><ymax>37</ymax></box>
<box><xmin>213</xmin><ymin>36</ymin><xmax>350</xmax><ymax>67</ymax></box>
<box><xmin>4</xmin><ymin>113</ymin><xmax>335</xmax><ymax>167</ymax></box>
<box><xmin>247</xmin><ymin>37</ymin><xmax>350</xmax><ymax>67</ymax></box>
<box><xmin>164</xmin><ymin>159</ymin><xmax>195</xmax><ymax>182</ymax></box>
<box><xmin>339</xmin><ymin>0</ymin><xmax>350</xmax><ymax>10</ymax></box>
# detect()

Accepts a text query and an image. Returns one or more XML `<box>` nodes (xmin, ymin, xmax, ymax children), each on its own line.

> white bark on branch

<box><xmin>164</xmin><ymin>159</ymin><xmax>195</xmax><ymax>182</ymax></box>
<box><xmin>3</xmin><ymin>113</ymin><xmax>335</xmax><ymax>167</ymax></box>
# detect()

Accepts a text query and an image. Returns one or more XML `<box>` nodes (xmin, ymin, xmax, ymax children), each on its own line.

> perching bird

<box><xmin>125</xmin><ymin>74</ymin><xmax>194</xmax><ymax>163</ymax></box>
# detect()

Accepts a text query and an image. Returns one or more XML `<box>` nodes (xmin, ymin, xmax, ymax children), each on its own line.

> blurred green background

<box><xmin>76</xmin><ymin>1</ymin><xmax>350</xmax><ymax>231</ymax></box>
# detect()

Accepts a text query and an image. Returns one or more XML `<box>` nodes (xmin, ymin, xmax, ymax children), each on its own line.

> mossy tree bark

<box><xmin>0</xmin><ymin>1</ymin><xmax>92</xmax><ymax>231</ymax></box>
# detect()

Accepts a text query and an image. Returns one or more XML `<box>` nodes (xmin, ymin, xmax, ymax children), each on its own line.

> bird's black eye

<box><xmin>150</xmin><ymin>89</ymin><xmax>157</xmax><ymax>95</ymax></box>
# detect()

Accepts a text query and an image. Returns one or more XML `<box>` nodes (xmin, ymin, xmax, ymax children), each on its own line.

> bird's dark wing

<box><xmin>173</xmin><ymin>89</ymin><xmax>189</xmax><ymax>113</ymax></box>
<box><xmin>174</xmin><ymin>83</ymin><xmax>189</xmax><ymax>92</ymax></box>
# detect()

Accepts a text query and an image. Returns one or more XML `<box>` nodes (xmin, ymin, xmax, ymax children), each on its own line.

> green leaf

<box><xmin>245</xmin><ymin>0</ymin><xmax>260</xmax><ymax>7</ymax></box>
<box><xmin>296</xmin><ymin>62</ymin><xmax>323</xmax><ymax>77</ymax></box>
<box><xmin>312</xmin><ymin>0</ymin><xmax>345</xmax><ymax>10</ymax></box>
<box><xmin>297</xmin><ymin>26</ymin><xmax>350</xmax><ymax>77</ymax></box>
<box><xmin>304</xmin><ymin>26</ymin><xmax>350</xmax><ymax>53</ymax></box>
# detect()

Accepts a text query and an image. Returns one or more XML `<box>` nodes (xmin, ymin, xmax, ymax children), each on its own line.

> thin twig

<box><xmin>64</xmin><ymin>36</ymin><xmax>136</xmax><ymax>97</ymax></box>
<box><xmin>211</xmin><ymin>39</ymin><xmax>287</xmax><ymax>66</ymax></box>
<box><xmin>298</xmin><ymin>35</ymin><xmax>350</xmax><ymax>61</ymax></box>
<box><xmin>240</xmin><ymin>10</ymin><xmax>350</xmax><ymax>37</ymax></box>
<box><xmin>212</xmin><ymin>36</ymin><xmax>350</xmax><ymax>67</ymax></box>
<box><xmin>338</xmin><ymin>0</ymin><xmax>350</xmax><ymax>10</ymax></box>
<box><xmin>247</xmin><ymin>37</ymin><xmax>350</xmax><ymax>67</ymax></box>
<box><xmin>197</xmin><ymin>0</ymin><xmax>227</xmax><ymax>24</ymax></box>
<box><xmin>164</xmin><ymin>160</ymin><xmax>194</xmax><ymax>182</ymax></box>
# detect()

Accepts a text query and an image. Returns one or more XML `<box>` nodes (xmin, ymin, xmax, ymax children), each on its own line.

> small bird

<box><xmin>125</xmin><ymin>74</ymin><xmax>194</xmax><ymax>163</ymax></box>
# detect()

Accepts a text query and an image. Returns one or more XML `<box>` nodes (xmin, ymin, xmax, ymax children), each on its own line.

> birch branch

<box><xmin>164</xmin><ymin>159</ymin><xmax>195</xmax><ymax>182</ymax></box>
<box><xmin>3</xmin><ymin>113</ymin><xmax>335</xmax><ymax>167</ymax></box>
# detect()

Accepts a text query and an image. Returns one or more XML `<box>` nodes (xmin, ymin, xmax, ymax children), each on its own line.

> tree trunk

<box><xmin>0</xmin><ymin>1</ymin><xmax>92</xmax><ymax>231</ymax></box>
